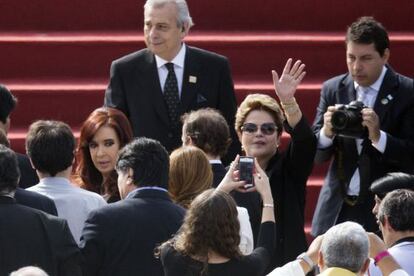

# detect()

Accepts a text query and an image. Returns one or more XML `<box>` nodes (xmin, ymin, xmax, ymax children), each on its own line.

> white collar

<box><xmin>209</xmin><ymin>159</ymin><xmax>222</xmax><ymax>164</ymax></box>
<box><xmin>354</xmin><ymin>66</ymin><xmax>388</xmax><ymax>92</ymax></box>
<box><xmin>155</xmin><ymin>43</ymin><xmax>186</xmax><ymax>69</ymax></box>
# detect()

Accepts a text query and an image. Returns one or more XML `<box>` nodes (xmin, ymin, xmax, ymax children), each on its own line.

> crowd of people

<box><xmin>1</xmin><ymin>0</ymin><xmax>414</xmax><ymax>275</ymax></box>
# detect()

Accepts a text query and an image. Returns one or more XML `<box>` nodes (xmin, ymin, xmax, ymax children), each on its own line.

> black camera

<box><xmin>331</xmin><ymin>101</ymin><xmax>368</xmax><ymax>138</ymax></box>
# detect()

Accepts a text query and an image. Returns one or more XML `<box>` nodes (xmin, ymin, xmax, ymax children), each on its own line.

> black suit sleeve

<box><xmin>80</xmin><ymin>209</ymin><xmax>105</xmax><ymax>276</ymax></box>
<box><xmin>312</xmin><ymin>82</ymin><xmax>337</xmax><ymax>164</ymax></box>
<box><xmin>44</xmin><ymin>216</ymin><xmax>82</xmax><ymax>276</ymax></box>
<box><xmin>104</xmin><ymin>61</ymin><xmax>129</xmax><ymax>116</ymax></box>
<box><xmin>217</xmin><ymin>58</ymin><xmax>241</xmax><ymax>165</ymax></box>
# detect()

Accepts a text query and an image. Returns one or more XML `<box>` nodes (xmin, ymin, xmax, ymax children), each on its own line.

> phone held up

<box><xmin>238</xmin><ymin>156</ymin><xmax>255</xmax><ymax>189</ymax></box>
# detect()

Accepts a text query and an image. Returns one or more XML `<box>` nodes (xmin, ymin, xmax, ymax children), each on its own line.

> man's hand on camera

<box><xmin>361</xmin><ymin>108</ymin><xmax>381</xmax><ymax>143</ymax></box>
<box><xmin>322</xmin><ymin>106</ymin><xmax>337</xmax><ymax>138</ymax></box>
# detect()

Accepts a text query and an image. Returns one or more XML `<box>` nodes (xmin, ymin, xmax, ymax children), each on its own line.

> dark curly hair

<box><xmin>166</xmin><ymin>189</ymin><xmax>241</xmax><ymax>274</ymax></box>
<box><xmin>181</xmin><ymin>108</ymin><xmax>231</xmax><ymax>158</ymax></box>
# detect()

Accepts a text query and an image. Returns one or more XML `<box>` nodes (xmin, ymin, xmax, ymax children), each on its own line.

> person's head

<box><xmin>378</xmin><ymin>189</ymin><xmax>414</xmax><ymax>246</ymax></box>
<box><xmin>116</xmin><ymin>137</ymin><xmax>169</xmax><ymax>199</ymax></box>
<box><xmin>75</xmin><ymin>107</ymin><xmax>133</xmax><ymax>197</ymax></box>
<box><xmin>143</xmin><ymin>0</ymin><xmax>194</xmax><ymax>61</ymax></box>
<box><xmin>181</xmin><ymin>108</ymin><xmax>231</xmax><ymax>159</ymax></box>
<box><xmin>173</xmin><ymin>189</ymin><xmax>241</xmax><ymax>265</ymax></box>
<box><xmin>0</xmin><ymin>84</ymin><xmax>17</xmax><ymax>133</ymax></box>
<box><xmin>0</xmin><ymin>144</ymin><xmax>20</xmax><ymax>194</ymax></box>
<box><xmin>169</xmin><ymin>146</ymin><xmax>213</xmax><ymax>208</ymax></box>
<box><xmin>26</xmin><ymin>120</ymin><xmax>75</xmax><ymax>177</ymax></box>
<box><xmin>319</xmin><ymin>222</ymin><xmax>369</xmax><ymax>274</ymax></box>
<box><xmin>345</xmin><ymin>16</ymin><xmax>390</xmax><ymax>87</ymax></box>
<box><xmin>235</xmin><ymin>94</ymin><xmax>284</xmax><ymax>164</ymax></box>
<box><xmin>370</xmin><ymin>172</ymin><xmax>414</xmax><ymax>216</ymax></box>
<box><xmin>10</xmin><ymin>266</ymin><xmax>49</xmax><ymax>276</ymax></box>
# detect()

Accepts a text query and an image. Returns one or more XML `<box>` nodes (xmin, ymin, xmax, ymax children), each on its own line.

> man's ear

<box><xmin>317</xmin><ymin>251</ymin><xmax>324</xmax><ymax>271</ymax></box>
<box><xmin>127</xmin><ymin>168</ymin><xmax>134</xmax><ymax>185</ymax></box>
<box><xmin>360</xmin><ymin>258</ymin><xmax>370</xmax><ymax>274</ymax></box>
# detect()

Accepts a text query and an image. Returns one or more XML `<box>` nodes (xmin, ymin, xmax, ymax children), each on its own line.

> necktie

<box><xmin>164</xmin><ymin>62</ymin><xmax>180</xmax><ymax>127</ymax></box>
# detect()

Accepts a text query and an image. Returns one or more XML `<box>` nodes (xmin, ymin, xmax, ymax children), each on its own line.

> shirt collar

<box><xmin>209</xmin><ymin>159</ymin><xmax>222</xmax><ymax>164</ymax></box>
<box><xmin>39</xmin><ymin>177</ymin><xmax>73</xmax><ymax>187</ymax></box>
<box><xmin>155</xmin><ymin>43</ymin><xmax>186</xmax><ymax>69</ymax></box>
<box><xmin>125</xmin><ymin>186</ymin><xmax>169</xmax><ymax>199</ymax></box>
<box><xmin>354</xmin><ymin>65</ymin><xmax>388</xmax><ymax>92</ymax></box>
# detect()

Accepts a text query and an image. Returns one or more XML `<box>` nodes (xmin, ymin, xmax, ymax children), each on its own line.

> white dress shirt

<box><xmin>27</xmin><ymin>177</ymin><xmax>107</xmax><ymax>244</ymax></box>
<box><xmin>367</xmin><ymin>241</ymin><xmax>414</xmax><ymax>276</ymax></box>
<box><xmin>155</xmin><ymin>43</ymin><xmax>186</xmax><ymax>98</ymax></box>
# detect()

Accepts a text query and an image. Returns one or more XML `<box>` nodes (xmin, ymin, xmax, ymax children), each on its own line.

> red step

<box><xmin>1</xmin><ymin>32</ymin><xmax>413</xmax><ymax>83</ymax></box>
<box><xmin>0</xmin><ymin>0</ymin><xmax>412</xmax><ymax>32</ymax></box>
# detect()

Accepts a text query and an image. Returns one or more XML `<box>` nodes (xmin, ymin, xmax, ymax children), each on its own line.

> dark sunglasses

<box><xmin>241</xmin><ymin>123</ymin><xmax>278</xmax><ymax>135</ymax></box>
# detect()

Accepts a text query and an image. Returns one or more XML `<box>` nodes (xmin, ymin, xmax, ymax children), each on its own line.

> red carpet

<box><xmin>3</xmin><ymin>0</ymin><xmax>414</xmax><ymax>242</ymax></box>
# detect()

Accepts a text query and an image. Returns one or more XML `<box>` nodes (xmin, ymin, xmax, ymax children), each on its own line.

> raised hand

<box><xmin>272</xmin><ymin>58</ymin><xmax>306</xmax><ymax>103</ymax></box>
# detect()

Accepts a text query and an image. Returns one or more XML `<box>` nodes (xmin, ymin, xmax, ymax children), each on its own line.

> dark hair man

<box><xmin>0</xmin><ymin>144</ymin><xmax>81</xmax><ymax>275</ymax></box>
<box><xmin>0</xmin><ymin>84</ymin><xmax>38</xmax><ymax>188</ymax></box>
<box><xmin>104</xmin><ymin>0</ymin><xmax>240</xmax><ymax>164</ymax></box>
<box><xmin>181</xmin><ymin>108</ymin><xmax>231</xmax><ymax>187</ymax></box>
<box><xmin>368</xmin><ymin>189</ymin><xmax>414</xmax><ymax>276</ymax></box>
<box><xmin>312</xmin><ymin>16</ymin><xmax>414</xmax><ymax>236</ymax></box>
<box><xmin>26</xmin><ymin>120</ymin><xmax>107</xmax><ymax>243</ymax></box>
<box><xmin>80</xmin><ymin>137</ymin><xmax>185</xmax><ymax>275</ymax></box>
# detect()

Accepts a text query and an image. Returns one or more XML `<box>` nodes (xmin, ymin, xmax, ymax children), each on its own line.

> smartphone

<box><xmin>238</xmin><ymin>156</ymin><xmax>254</xmax><ymax>188</ymax></box>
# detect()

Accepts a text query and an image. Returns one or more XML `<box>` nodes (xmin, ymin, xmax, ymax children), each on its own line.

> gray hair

<box><xmin>144</xmin><ymin>0</ymin><xmax>194</xmax><ymax>28</ymax></box>
<box><xmin>379</xmin><ymin>189</ymin><xmax>414</xmax><ymax>231</ymax></box>
<box><xmin>10</xmin><ymin>266</ymin><xmax>49</xmax><ymax>276</ymax></box>
<box><xmin>320</xmin><ymin>222</ymin><xmax>369</xmax><ymax>273</ymax></box>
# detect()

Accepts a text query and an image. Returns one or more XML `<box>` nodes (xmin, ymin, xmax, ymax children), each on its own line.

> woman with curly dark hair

<box><xmin>73</xmin><ymin>107</ymin><xmax>133</xmax><ymax>202</ymax></box>
<box><xmin>160</xmin><ymin>158</ymin><xmax>275</xmax><ymax>276</ymax></box>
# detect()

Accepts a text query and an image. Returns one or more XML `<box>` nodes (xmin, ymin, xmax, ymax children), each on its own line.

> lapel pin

<box><xmin>387</xmin><ymin>94</ymin><xmax>393</xmax><ymax>100</ymax></box>
<box><xmin>381</xmin><ymin>98</ymin><xmax>389</xmax><ymax>105</ymax></box>
<box><xmin>189</xmin><ymin>76</ymin><xmax>197</xmax><ymax>83</ymax></box>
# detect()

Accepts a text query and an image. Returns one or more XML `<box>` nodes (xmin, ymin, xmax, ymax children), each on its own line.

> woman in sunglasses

<box><xmin>233</xmin><ymin>58</ymin><xmax>317</xmax><ymax>269</ymax></box>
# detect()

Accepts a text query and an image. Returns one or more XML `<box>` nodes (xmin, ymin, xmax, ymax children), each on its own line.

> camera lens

<box><xmin>331</xmin><ymin>111</ymin><xmax>349</xmax><ymax>130</ymax></box>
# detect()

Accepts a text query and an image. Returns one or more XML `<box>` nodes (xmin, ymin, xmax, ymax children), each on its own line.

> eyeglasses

<box><xmin>241</xmin><ymin>123</ymin><xmax>278</xmax><ymax>135</ymax></box>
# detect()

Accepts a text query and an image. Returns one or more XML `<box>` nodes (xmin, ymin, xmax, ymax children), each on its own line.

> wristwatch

<box><xmin>297</xmin><ymin>252</ymin><xmax>315</xmax><ymax>269</ymax></box>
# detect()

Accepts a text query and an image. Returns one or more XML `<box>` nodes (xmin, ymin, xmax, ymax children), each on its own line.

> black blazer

<box><xmin>0</xmin><ymin>196</ymin><xmax>81</xmax><ymax>275</ymax></box>
<box><xmin>233</xmin><ymin>117</ymin><xmax>316</xmax><ymax>269</ymax></box>
<box><xmin>104</xmin><ymin>45</ymin><xmax>240</xmax><ymax>163</ymax></box>
<box><xmin>211</xmin><ymin>162</ymin><xmax>227</xmax><ymax>188</ymax></box>
<box><xmin>17</xmin><ymin>153</ymin><xmax>38</xmax><ymax>188</ymax></box>
<box><xmin>311</xmin><ymin>67</ymin><xmax>414</xmax><ymax>236</ymax></box>
<box><xmin>15</xmin><ymin>187</ymin><xmax>58</xmax><ymax>215</ymax></box>
<box><xmin>80</xmin><ymin>188</ymin><xmax>186</xmax><ymax>276</ymax></box>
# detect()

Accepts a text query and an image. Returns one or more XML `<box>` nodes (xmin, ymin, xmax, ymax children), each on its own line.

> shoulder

<box><xmin>322</xmin><ymin>73</ymin><xmax>350</xmax><ymax>90</ymax></box>
<box><xmin>111</xmin><ymin>48</ymin><xmax>152</xmax><ymax>67</ymax></box>
<box><xmin>72</xmin><ymin>185</ymin><xmax>107</xmax><ymax>204</ymax></box>
<box><xmin>187</xmin><ymin>46</ymin><xmax>229</xmax><ymax>65</ymax></box>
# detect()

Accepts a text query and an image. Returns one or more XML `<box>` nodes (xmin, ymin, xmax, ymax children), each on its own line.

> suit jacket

<box><xmin>15</xmin><ymin>187</ymin><xmax>58</xmax><ymax>215</ymax></box>
<box><xmin>312</xmin><ymin>67</ymin><xmax>414</xmax><ymax>236</ymax></box>
<box><xmin>233</xmin><ymin>117</ymin><xmax>316</xmax><ymax>269</ymax></box>
<box><xmin>80</xmin><ymin>188</ymin><xmax>186</xmax><ymax>276</ymax></box>
<box><xmin>211</xmin><ymin>162</ymin><xmax>227</xmax><ymax>188</ymax></box>
<box><xmin>104</xmin><ymin>45</ymin><xmax>240</xmax><ymax>163</ymax></box>
<box><xmin>0</xmin><ymin>196</ymin><xmax>81</xmax><ymax>276</ymax></box>
<box><xmin>16</xmin><ymin>152</ymin><xmax>38</xmax><ymax>188</ymax></box>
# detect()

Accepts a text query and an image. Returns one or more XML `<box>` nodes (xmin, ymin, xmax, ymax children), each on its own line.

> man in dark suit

<box><xmin>0</xmin><ymin>84</ymin><xmax>38</xmax><ymax>188</ymax></box>
<box><xmin>312</xmin><ymin>16</ymin><xmax>414</xmax><ymax>236</ymax></box>
<box><xmin>80</xmin><ymin>137</ymin><xmax>185</xmax><ymax>276</ymax></box>
<box><xmin>104</xmin><ymin>0</ymin><xmax>239</xmax><ymax>164</ymax></box>
<box><xmin>0</xmin><ymin>144</ymin><xmax>81</xmax><ymax>275</ymax></box>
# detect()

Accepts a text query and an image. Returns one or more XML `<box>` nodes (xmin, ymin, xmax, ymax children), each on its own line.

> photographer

<box><xmin>311</xmin><ymin>16</ymin><xmax>414</xmax><ymax>236</ymax></box>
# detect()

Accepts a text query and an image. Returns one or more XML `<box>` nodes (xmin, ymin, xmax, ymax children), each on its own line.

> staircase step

<box><xmin>1</xmin><ymin>32</ymin><xmax>413</xmax><ymax>83</ymax></box>
<box><xmin>5</xmin><ymin>81</ymin><xmax>321</xmax><ymax>129</ymax></box>
<box><xmin>0</xmin><ymin>0</ymin><xmax>412</xmax><ymax>32</ymax></box>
